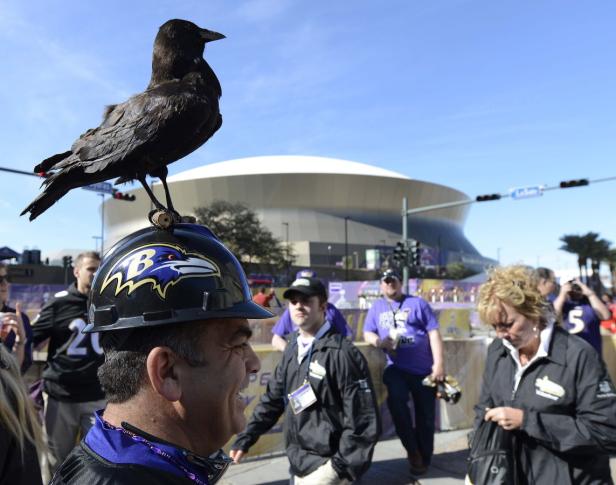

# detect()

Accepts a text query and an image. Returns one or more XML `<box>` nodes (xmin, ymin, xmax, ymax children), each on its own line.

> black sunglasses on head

<box><xmin>382</xmin><ymin>277</ymin><xmax>398</xmax><ymax>284</ymax></box>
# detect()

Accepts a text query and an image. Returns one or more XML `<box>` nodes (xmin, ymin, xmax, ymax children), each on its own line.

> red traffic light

<box><xmin>112</xmin><ymin>190</ymin><xmax>136</xmax><ymax>201</ymax></box>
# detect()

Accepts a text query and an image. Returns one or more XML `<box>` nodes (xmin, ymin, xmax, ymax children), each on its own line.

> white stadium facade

<box><xmin>103</xmin><ymin>156</ymin><xmax>492</xmax><ymax>271</ymax></box>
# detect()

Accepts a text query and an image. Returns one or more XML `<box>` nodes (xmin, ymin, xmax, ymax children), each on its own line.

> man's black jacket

<box><xmin>32</xmin><ymin>283</ymin><xmax>104</xmax><ymax>402</ymax></box>
<box><xmin>232</xmin><ymin>327</ymin><xmax>380</xmax><ymax>480</ymax></box>
<box><xmin>50</xmin><ymin>441</ymin><xmax>202</xmax><ymax>484</ymax></box>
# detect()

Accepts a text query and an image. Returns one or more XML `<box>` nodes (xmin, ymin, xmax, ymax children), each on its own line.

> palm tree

<box><xmin>560</xmin><ymin>233</ymin><xmax>593</xmax><ymax>280</ymax></box>
<box><xmin>587</xmin><ymin>237</ymin><xmax>611</xmax><ymax>293</ymax></box>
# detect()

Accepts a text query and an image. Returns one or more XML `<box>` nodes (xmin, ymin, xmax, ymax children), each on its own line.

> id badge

<box><xmin>288</xmin><ymin>381</ymin><xmax>317</xmax><ymax>415</ymax></box>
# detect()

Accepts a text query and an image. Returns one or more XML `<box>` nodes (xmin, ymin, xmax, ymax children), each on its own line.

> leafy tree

<box><xmin>194</xmin><ymin>201</ymin><xmax>294</xmax><ymax>270</ymax></box>
<box><xmin>445</xmin><ymin>262</ymin><xmax>475</xmax><ymax>280</ymax></box>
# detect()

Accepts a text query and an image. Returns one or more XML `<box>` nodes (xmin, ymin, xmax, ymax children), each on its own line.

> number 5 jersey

<box><xmin>32</xmin><ymin>283</ymin><xmax>104</xmax><ymax>402</ymax></box>
<box><xmin>562</xmin><ymin>297</ymin><xmax>602</xmax><ymax>355</ymax></box>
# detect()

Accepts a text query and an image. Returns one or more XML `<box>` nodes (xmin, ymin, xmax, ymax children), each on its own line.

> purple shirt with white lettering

<box><xmin>364</xmin><ymin>295</ymin><xmax>439</xmax><ymax>375</ymax></box>
<box><xmin>562</xmin><ymin>298</ymin><xmax>602</xmax><ymax>355</ymax></box>
<box><xmin>272</xmin><ymin>302</ymin><xmax>352</xmax><ymax>338</ymax></box>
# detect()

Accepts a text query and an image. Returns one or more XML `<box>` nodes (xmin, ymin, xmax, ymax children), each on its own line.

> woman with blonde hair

<box><xmin>474</xmin><ymin>265</ymin><xmax>616</xmax><ymax>483</ymax></box>
<box><xmin>0</xmin><ymin>343</ymin><xmax>45</xmax><ymax>484</ymax></box>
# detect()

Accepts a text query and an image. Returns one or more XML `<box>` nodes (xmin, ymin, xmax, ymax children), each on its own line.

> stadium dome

<box><xmin>103</xmin><ymin>155</ymin><xmax>490</xmax><ymax>270</ymax></box>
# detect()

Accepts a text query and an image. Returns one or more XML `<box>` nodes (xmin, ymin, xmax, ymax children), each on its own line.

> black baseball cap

<box><xmin>283</xmin><ymin>277</ymin><xmax>327</xmax><ymax>300</ymax></box>
<box><xmin>381</xmin><ymin>269</ymin><xmax>401</xmax><ymax>282</ymax></box>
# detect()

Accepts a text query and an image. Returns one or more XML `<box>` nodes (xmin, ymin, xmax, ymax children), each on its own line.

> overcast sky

<box><xmin>1</xmin><ymin>0</ymin><xmax>615</xmax><ymax>275</ymax></box>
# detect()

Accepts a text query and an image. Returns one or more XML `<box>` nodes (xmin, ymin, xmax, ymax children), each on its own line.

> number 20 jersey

<box><xmin>32</xmin><ymin>283</ymin><xmax>104</xmax><ymax>402</ymax></box>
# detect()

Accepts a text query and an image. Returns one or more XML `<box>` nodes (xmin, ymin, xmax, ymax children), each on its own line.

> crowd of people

<box><xmin>1</xmin><ymin>230</ymin><xmax>616</xmax><ymax>483</ymax></box>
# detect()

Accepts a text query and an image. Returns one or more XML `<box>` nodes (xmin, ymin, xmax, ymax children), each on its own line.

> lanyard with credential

<box><xmin>110</xmin><ymin>422</ymin><xmax>212</xmax><ymax>485</ymax></box>
<box><xmin>282</xmin><ymin>338</ymin><xmax>316</xmax><ymax>405</ymax></box>
<box><xmin>387</xmin><ymin>298</ymin><xmax>404</xmax><ymax>328</ymax></box>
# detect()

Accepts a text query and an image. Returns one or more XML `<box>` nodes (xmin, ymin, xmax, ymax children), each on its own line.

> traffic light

<box><xmin>112</xmin><ymin>189</ymin><xmax>136</xmax><ymax>201</ymax></box>
<box><xmin>475</xmin><ymin>193</ymin><xmax>501</xmax><ymax>202</ymax></box>
<box><xmin>393</xmin><ymin>241</ymin><xmax>407</xmax><ymax>263</ymax></box>
<box><xmin>409</xmin><ymin>240</ymin><xmax>421</xmax><ymax>267</ymax></box>
<box><xmin>559</xmin><ymin>178</ymin><xmax>589</xmax><ymax>189</ymax></box>
<box><xmin>62</xmin><ymin>255</ymin><xmax>73</xmax><ymax>268</ymax></box>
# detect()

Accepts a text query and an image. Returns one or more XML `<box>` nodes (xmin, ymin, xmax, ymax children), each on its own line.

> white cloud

<box><xmin>0</xmin><ymin>2</ymin><xmax>129</xmax><ymax>102</ymax></box>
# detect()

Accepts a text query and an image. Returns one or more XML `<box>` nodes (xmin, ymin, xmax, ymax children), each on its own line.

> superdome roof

<box><xmin>167</xmin><ymin>155</ymin><xmax>410</xmax><ymax>182</ymax></box>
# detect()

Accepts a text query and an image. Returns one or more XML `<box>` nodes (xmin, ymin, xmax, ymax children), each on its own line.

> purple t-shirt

<box><xmin>562</xmin><ymin>298</ymin><xmax>602</xmax><ymax>355</ymax></box>
<box><xmin>272</xmin><ymin>302</ymin><xmax>352</xmax><ymax>338</ymax></box>
<box><xmin>364</xmin><ymin>295</ymin><xmax>439</xmax><ymax>375</ymax></box>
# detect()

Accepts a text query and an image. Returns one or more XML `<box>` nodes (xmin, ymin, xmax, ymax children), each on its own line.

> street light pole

<box><xmin>282</xmin><ymin>222</ymin><xmax>289</xmax><ymax>283</ymax></box>
<box><xmin>99</xmin><ymin>193</ymin><xmax>105</xmax><ymax>255</ymax></box>
<box><xmin>92</xmin><ymin>236</ymin><xmax>102</xmax><ymax>253</ymax></box>
<box><xmin>344</xmin><ymin>216</ymin><xmax>350</xmax><ymax>281</ymax></box>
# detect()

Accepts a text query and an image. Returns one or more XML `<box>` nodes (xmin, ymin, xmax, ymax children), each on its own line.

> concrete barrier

<box><xmin>226</xmin><ymin>334</ymin><xmax>616</xmax><ymax>458</ymax></box>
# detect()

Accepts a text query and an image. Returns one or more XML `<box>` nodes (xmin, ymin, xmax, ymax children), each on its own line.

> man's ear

<box><xmin>146</xmin><ymin>347</ymin><xmax>182</xmax><ymax>402</ymax></box>
<box><xmin>319</xmin><ymin>299</ymin><xmax>327</xmax><ymax>313</ymax></box>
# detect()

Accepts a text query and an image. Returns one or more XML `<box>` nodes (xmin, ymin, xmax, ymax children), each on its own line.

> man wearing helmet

<box><xmin>51</xmin><ymin>224</ymin><xmax>272</xmax><ymax>484</ymax></box>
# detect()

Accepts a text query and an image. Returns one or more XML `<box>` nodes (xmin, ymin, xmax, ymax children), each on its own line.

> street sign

<box><xmin>82</xmin><ymin>182</ymin><xmax>114</xmax><ymax>195</ymax></box>
<box><xmin>509</xmin><ymin>185</ymin><xmax>544</xmax><ymax>200</ymax></box>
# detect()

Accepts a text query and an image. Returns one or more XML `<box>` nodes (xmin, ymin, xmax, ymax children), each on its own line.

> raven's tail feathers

<box><xmin>21</xmin><ymin>171</ymin><xmax>73</xmax><ymax>220</ymax></box>
<box><xmin>21</xmin><ymin>186</ymin><xmax>69</xmax><ymax>221</ymax></box>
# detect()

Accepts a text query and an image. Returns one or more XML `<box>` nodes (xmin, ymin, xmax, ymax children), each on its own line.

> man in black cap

<box><xmin>231</xmin><ymin>277</ymin><xmax>379</xmax><ymax>484</ymax></box>
<box><xmin>363</xmin><ymin>269</ymin><xmax>444</xmax><ymax>477</ymax></box>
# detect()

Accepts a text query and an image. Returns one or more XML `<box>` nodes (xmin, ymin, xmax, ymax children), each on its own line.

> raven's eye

<box><xmin>167</xmin><ymin>254</ymin><xmax>176</xmax><ymax>260</ymax></box>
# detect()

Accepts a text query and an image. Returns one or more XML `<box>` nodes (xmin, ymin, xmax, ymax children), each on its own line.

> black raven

<box><xmin>21</xmin><ymin>19</ymin><xmax>224</xmax><ymax>221</ymax></box>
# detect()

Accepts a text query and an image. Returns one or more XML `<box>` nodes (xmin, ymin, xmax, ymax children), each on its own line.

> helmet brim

<box><xmin>84</xmin><ymin>300</ymin><xmax>274</xmax><ymax>333</ymax></box>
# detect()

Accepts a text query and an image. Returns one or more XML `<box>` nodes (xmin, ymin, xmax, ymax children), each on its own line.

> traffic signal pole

<box><xmin>399</xmin><ymin>175</ymin><xmax>616</xmax><ymax>281</ymax></box>
<box><xmin>404</xmin><ymin>176</ymin><xmax>616</xmax><ymax>217</ymax></box>
<box><xmin>0</xmin><ymin>165</ymin><xmax>136</xmax><ymax>256</ymax></box>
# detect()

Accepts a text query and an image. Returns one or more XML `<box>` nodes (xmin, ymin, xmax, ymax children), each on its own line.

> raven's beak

<box><xmin>200</xmin><ymin>28</ymin><xmax>226</xmax><ymax>42</ymax></box>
